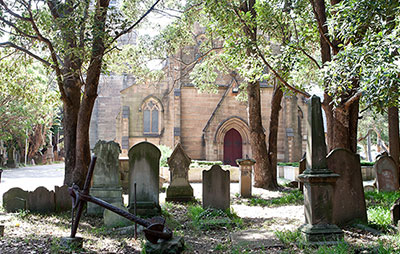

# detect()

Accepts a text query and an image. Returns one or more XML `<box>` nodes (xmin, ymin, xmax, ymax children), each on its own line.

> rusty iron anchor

<box><xmin>68</xmin><ymin>156</ymin><xmax>173</xmax><ymax>244</ymax></box>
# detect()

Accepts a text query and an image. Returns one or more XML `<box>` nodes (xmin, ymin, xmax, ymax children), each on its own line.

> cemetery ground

<box><xmin>0</xmin><ymin>164</ymin><xmax>400</xmax><ymax>253</ymax></box>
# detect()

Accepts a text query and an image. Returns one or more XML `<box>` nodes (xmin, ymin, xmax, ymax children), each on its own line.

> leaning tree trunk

<box><xmin>265</xmin><ymin>84</ymin><xmax>283</xmax><ymax>189</ymax></box>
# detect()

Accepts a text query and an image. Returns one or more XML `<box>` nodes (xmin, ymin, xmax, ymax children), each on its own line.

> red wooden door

<box><xmin>223</xmin><ymin>128</ymin><xmax>242</xmax><ymax>166</ymax></box>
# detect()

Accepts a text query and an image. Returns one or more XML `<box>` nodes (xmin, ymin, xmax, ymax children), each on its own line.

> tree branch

<box><xmin>289</xmin><ymin>14</ymin><xmax>321</xmax><ymax>69</ymax></box>
<box><xmin>344</xmin><ymin>90</ymin><xmax>362</xmax><ymax>110</ymax></box>
<box><xmin>0</xmin><ymin>0</ymin><xmax>31</xmax><ymax>21</ymax></box>
<box><xmin>309</xmin><ymin>0</ymin><xmax>338</xmax><ymax>53</ymax></box>
<box><xmin>0</xmin><ymin>42</ymin><xmax>52</xmax><ymax>67</ymax></box>
<box><xmin>231</xmin><ymin>4</ymin><xmax>311</xmax><ymax>98</ymax></box>
<box><xmin>110</xmin><ymin>0</ymin><xmax>161</xmax><ymax>45</ymax></box>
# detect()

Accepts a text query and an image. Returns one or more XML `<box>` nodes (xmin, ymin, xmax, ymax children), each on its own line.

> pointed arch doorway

<box><xmin>223</xmin><ymin>128</ymin><xmax>242</xmax><ymax>166</ymax></box>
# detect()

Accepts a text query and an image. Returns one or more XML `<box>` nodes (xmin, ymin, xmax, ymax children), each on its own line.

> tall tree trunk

<box><xmin>62</xmin><ymin>77</ymin><xmax>81</xmax><ymax>186</ymax></box>
<box><xmin>240</xmin><ymin>0</ymin><xmax>278</xmax><ymax>190</ymax></box>
<box><xmin>265</xmin><ymin>84</ymin><xmax>283</xmax><ymax>189</ymax></box>
<box><xmin>313</xmin><ymin>0</ymin><xmax>359</xmax><ymax>153</ymax></box>
<box><xmin>73</xmin><ymin>0</ymin><xmax>109</xmax><ymax>187</ymax></box>
<box><xmin>388</xmin><ymin>106</ymin><xmax>400</xmax><ymax>182</ymax></box>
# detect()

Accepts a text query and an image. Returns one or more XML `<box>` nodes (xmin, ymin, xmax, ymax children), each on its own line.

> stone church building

<box><xmin>89</xmin><ymin>29</ymin><xmax>308</xmax><ymax>165</ymax></box>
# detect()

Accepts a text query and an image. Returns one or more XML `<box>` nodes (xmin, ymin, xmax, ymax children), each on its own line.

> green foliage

<box><xmin>0</xmin><ymin>52</ymin><xmax>60</xmax><ymax>143</ymax></box>
<box><xmin>249</xmin><ymin>190</ymin><xmax>303</xmax><ymax>207</ymax></box>
<box><xmin>274</xmin><ymin>229</ymin><xmax>306</xmax><ymax>249</ymax></box>
<box><xmin>277</xmin><ymin>162</ymin><xmax>300</xmax><ymax>167</ymax></box>
<box><xmin>314</xmin><ymin>241</ymin><xmax>353</xmax><ymax>254</ymax></box>
<box><xmin>365</xmin><ymin>190</ymin><xmax>400</xmax><ymax>231</ymax></box>
<box><xmin>365</xmin><ymin>190</ymin><xmax>400</xmax><ymax>209</ymax></box>
<box><xmin>158</xmin><ymin>145</ymin><xmax>173</xmax><ymax>167</ymax></box>
<box><xmin>187</xmin><ymin>205</ymin><xmax>242</xmax><ymax>230</ymax></box>
<box><xmin>190</xmin><ymin>160</ymin><xmax>223</xmax><ymax>167</ymax></box>
<box><xmin>323</xmin><ymin>0</ymin><xmax>400</xmax><ymax>110</ymax></box>
<box><xmin>367</xmin><ymin>207</ymin><xmax>391</xmax><ymax>231</ymax></box>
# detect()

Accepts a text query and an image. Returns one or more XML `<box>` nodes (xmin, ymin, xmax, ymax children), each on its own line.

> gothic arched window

<box><xmin>143</xmin><ymin>99</ymin><xmax>160</xmax><ymax>134</ymax></box>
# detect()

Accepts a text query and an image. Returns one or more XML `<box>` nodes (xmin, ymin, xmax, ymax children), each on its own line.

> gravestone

<box><xmin>103</xmin><ymin>203</ymin><xmax>132</xmax><ymax>228</ymax></box>
<box><xmin>3</xmin><ymin>187</ymin><xmax>29</xmax><ymax>212</ymax></box>
<box><xmin>87</xmin><ymin>141</ymin><xmax>123</xmax><ymax>215</ymax></box>
<box><xmin>297</xmin><ymin>95</ymin><xmax>343</xmax><ymax>244</ymax></box>
<box><xmin>128</xmin><ymin>142</ymin><xmax>161</xmax><ymax>215</ymax></box>
<box><xmin>297</xmin><ymin>154</ymin><xmax>306</xmax><ymax>192</ymax></box>
<box><xmin>391</xmin><ymin>198</ymin><xmax>400</xmax><ymax>226</ymax></box>
<box><xmin>236</xmin><ymin>158</ymin><xmax>255</xmax><ymax>198</ymax></box>
<box><xmin>27</xmin><ymin>186</ymin><xmax>56</xmax><ymax>213</ymax></box>
<box><xmin>374</xmin><ymin>153</ymin><xmax>399</xmax><ymax>192</ymax></box>
<box><xmin>327</xmin><ymin>148</ymin><xmax>367</xmax><ymax>225</ymax></box>
<box><xmin>55</xmin><ymin>185</ymin><xmax>72</xmax><ymax>212</ymax></box>
<box><xmin>166</xmin><ymin>143</ymin><xmax>194</xmax><ymax>202</ymax></box>
<box><xmin>202</xmin><ymin>165</ymin><xmax>230</xmax><ymax>210</ymax></box>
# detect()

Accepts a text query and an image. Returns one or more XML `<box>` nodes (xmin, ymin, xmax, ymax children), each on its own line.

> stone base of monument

<box><xmin>300</xmin><ymin>224</ymin><xmax>343</xmax><ymax>245</ymax></box>
<box><xmin>144</xmin><ymin>236</ymin><xmax>185</xmax><ymax>254</ymax></box>
<box><xmin>0</xmin><ymin>224</ymin><xmax>4</xmax><ymax>237</ymax></box>
<box><xmin>87</xmin><ymin>187</ymin><xmax>123</xmax><ymax>215</ymax></box>
<box><xmin>60</xmin><ymin>237</ymin><xmax>84</xmax><ymax>250</ymax></box>
<box><xmin>129</xmin><ymin>201</ymin><xmax>161</xmax><ymax>217</ymax></box>
<box><xmin>166</xmin><ymin>185</ymin><xmax>194</xmax><ymax>202</ymax></box>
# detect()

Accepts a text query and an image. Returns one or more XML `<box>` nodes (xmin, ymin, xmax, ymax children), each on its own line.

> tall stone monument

<box><xmin>87</xmin><ymin>141</ymin><xmax>123</xmax><ymax>215</ymax></box>
<box><xmin>166</xmin><ymin>143</ymin><xmax>194</xmax><ymax>202</ymax></box>
<box><xmin>298</xmin><ymin>95</ymin><xmax>343</xmax><ymax>244</ymax></box>
<box><xmin>128</xmin><ymin>142</ymin><xmax>161</xmax><ymax>215</ymax></box>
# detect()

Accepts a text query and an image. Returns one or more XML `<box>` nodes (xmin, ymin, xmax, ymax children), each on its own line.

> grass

<box><xmin>187</xmin><ymin>205</ymin><xmax>242</xmax><ymax>230</ymax></box>
<box><xmin>248</xmin><ymin>190</ymin><xmax>303</xmax><ymax>207</ymax></box>
<box><xmin>275</xmin><ymin>230</ymin><xmax>398</xmax><ymax>253</ymax></box>
<box><xmin>364</xmin><ymin>190</ymin><xmax>400</xmax><ymax>231</ymax></box>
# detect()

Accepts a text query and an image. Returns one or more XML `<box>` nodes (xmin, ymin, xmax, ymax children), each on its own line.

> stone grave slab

<box><xmin>27</xmin><ymin>186</ymin><xmax>55</xmax><ymax>213</ymax></box>
<box><xmin>3</xmin><ymin>187</ymin><xmax>29</xmax><ymax>212</ymax></box>
<box><xmin>166</xmin><ymin>143</ymin><xmax>194</xmax><ymax>202</ymax></box>
<box><xmin>202</xmin><ymin>165</ymin><xmax>230</xmax><ymax>210</ymax></box>
<box><xmin>55</xmin><ymin>185</ymin><xmax>72</xmax><ymax>212</ymax></box>
<box><xmin>88</xmin><ymin>140</ymin><xmax>123</xmax><ymax>215</ymax></box>
<box><xmin>327</xmin><ymin>148</ymin><xmax>367</xmax><ymax>225</ymax></box>
<box><xmin>128</xmin><ymin>142</ymin><xmax>161</xmax><ymax>215</ymax></box>
<box><xmin>374</xmin><ymin>153</ymin><xmax>399</xmax><ymax>192</ymax></box>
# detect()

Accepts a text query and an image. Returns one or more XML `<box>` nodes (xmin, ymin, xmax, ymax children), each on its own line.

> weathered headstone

<box><xmin>166</xmin><ymin>143</ymin><xmax>194</xmax><ymax>202</ymax></box>
<box><xmin>374</xmin><ymin>153</ymin><xmax>399</xmax><ymax>192</ymax></box>
<box><xmin>128</xmin><ymin>142</ymin><xmax>161</xmax><ymax>215</ymax></box>
<box><xmin>298</xmin><ymin>95</ymin><xmax>343</xmax><ymax>244</ymax></box>
<box><xmin>202</xmin><ymin>165</ymin><xmax>230</xmax><ymax>210</ymax></box>
<box><xmin>3</xmin><ymin>187</ymin><xmax>29</xmax><ymax>212</ymax></box>
<box><xmin>327</xmin><ymin>148</ymin><xmax>367</xmax><ymax>225</ymax></box>
<box><xmin>27</xmin><ymin>186</ymin><xmax>56</xmax><ymax>213</ymax></box>
<box><xmin>87</xmin><ymin>141</ymin><xmax>123</xmax><ymax>215</ymax></box>
<box><xmin>236</xmin><ymin>158</ymin><xmax>255</xmax><ymax>198</ymax></box>
<box><xmin>55</xmin><ymin>185</ymin><xmax>72</xmax><ymax>212</ymax></box>
<box><xmin>391</xmin><ymin>198</ymin><xmax>400</xmax><ymax>226</ymax></box>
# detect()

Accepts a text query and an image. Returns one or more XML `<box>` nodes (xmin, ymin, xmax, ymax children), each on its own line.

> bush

<box><xmin>158</xmin><ymin>145</ymin><xmax>172</xmax><ymax>167</ymax></box>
